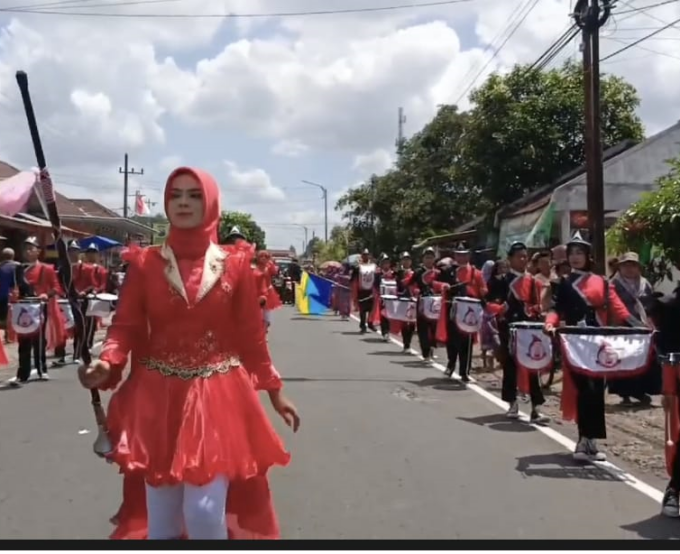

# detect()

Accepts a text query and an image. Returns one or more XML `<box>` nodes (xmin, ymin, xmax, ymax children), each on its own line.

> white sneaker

<box><xmin>7</xmin><ymin>376</ymin><xmax>22</xmax><ymax>387</ymax></box>
<box><xmin>39</xmin><ymin>372</ymin><xmax>50</xmax><ymax>381</ymax></box>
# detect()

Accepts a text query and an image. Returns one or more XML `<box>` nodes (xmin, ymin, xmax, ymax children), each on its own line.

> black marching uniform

<box><xmin>396</xmin><ymin>266</ymin><xmax>416</xmax><ymax>350</ymax></box>
<box><xmin>487</xmin><ymin>269</ymin><xmax>547</xmax><ymax>421</ymax></box>
<box><xmin>409</xmin><ymin>265</ymin><xmax>439</xmax><ymax>360</ymax></box>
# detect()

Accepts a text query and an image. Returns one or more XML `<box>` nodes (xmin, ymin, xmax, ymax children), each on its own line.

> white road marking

<box><xmin>347</xmin><ymin>313</ymin><xmax>665</xmax><ymax>505</ymax></box>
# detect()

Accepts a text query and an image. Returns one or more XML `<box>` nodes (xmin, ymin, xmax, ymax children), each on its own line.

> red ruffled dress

<box><xmin>99</xmin><ymin>241</ymin><xmax>290</xmax><ymax>539</ymax></box>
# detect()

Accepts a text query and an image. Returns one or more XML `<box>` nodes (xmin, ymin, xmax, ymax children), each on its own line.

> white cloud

<box><xmin>353</xmin><ymin>148</ymin><xmax>394</xmax><ymax>176</ymax></box>
<box><xmin>2</xmin><ymin>0</ymin><xmax>680</xmax><ymax>249</ymax></box>
<box><xmin>271</xmin><ymin>139</ymin><xmax>309</xmax><ymax>157</ymax></box>
<box><xmin>158</xmin><ymin>155</ymin><xmax>184</xmax><ymax>173</ymax></box>
<box><xmin>223</xmin><ymin>160</ymin><xmax>285</xmax><ymax>202</ymax></box>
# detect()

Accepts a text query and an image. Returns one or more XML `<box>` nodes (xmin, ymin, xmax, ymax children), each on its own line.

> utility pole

<box><xmin>396</xmin><ymin>107</ymin><xmax>406</xmax><ymax>157</ymax></box>
<box><xmin>301</xmin><ymin>180</ymin><xmax>328</xmax><ymax>242</ymax></box>
<box><xmin>574</xmin><ymin>0</ymin><xmax>611</xmax><ymax>274</ymax></box>
<box><xmin>119</xmin><ymin>153</ymin><xmax>144</xmax><ymax>219</ymax></box>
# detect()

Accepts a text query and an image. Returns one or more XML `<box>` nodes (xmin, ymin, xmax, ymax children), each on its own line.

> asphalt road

<box><xmin>0</xmin><ymin>307</ymin><xmax>678</xmax><ymax>540</ymax></box>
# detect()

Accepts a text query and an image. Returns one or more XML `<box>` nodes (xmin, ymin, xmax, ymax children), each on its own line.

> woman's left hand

<box><xmin>269</xmin><ymin>391</ymin><xmax>300</xmax><ymax>432</ymax></box>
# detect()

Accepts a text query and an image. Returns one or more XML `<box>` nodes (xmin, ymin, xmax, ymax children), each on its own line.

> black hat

<box><xmin>506</xmin><ymin>241</ymin><xmax>527</xmax><ymax>256</ymax></box>
<box><xmin>423</xmin><ymin>246</ymin><xmax>436</xmax><ymax>256</ymax></box>
<box><xmin>566</xmin><ymin>230</ymin><xmax>591</xmax><ymax>250</ymax></box>
<box><xmin>227</xmin><ymin>226</ymin><xmax>246</xmax><ymax>240</ymax></box>
<box><xmin>361</xmin><ymin>248</ymin><xmax>370</xmax><ymax>255</ymax></box>
<box><xmin>453</xmin><ymin>241</ymin><xmax>470</xmax><ymax>254</ymax></box>
<box><xmin>378</xmin><ymin>253</ymin><xmax>390</xmax><ymax>263</ymax></box>
<box><xmin>85</xmin><ymin>242</ymin><xmax>99</xmax><ymax>252</ymax></box>
<box><xmin>68</xmin><ymin>240</ymin><xmax>81</xmax><ymax>251</ymax></box>
<box><xmin>24</xmin><ymin>236</ymin><xmax>40</xmax><ymax>248</ymax></box>
<box><xmin>400</xmin><ymin>251</ymin><xmax>411</xmax><ymax>259</ymax></box>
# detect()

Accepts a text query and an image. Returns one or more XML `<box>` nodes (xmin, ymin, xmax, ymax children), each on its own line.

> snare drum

<box><xmin>380</xmin><ymin>279</ymin><xmax>398</xmax><ymax>297</ymax></box>
<box><xmin>558</xmin><ymin>326</ymin><xmax>653</xmax><ymax>379</ymax></box>
<box><xmin>86</xmin><ymin>293</ymin><xmax>118</xmax><ymax>318</ymax></box>
<box><xmin>58</xmin><ymin>298</ymin><xmax>75</xmax><ymax>330</ymax></box>
<box><xmin>382</xmin><ymin>295</ymin><xmax>417</xmax><ymax>323</ymax></box>
<box><xmin>509</xmin><ymin>322</ymin><xmax>553</xmax><ymax>373</ymax></box>
<box><xmin>10</xmin><ymin>298</ymin><xmax>44</xmax><ymax>336</ymax></box>
<box><xmin>451</xmin><ymin>296</ymin><xmax>483</xmax><ymax>334</ymax></box>
<box><xmin>419</xmin><ymin>295</ymin><xmax>442</xmax><ymax>321</ymax></box>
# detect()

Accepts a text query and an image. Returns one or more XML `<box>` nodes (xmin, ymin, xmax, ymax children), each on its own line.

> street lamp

<box><xmin>301</xmin><ymin>180</ymin><xmax>328</xmax><ymax>243</ymax></box>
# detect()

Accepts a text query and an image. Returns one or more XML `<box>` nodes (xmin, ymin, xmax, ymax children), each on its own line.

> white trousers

<box><xmin>146</xmin><ymin>476</ymin><xmax>229</xmax><ymax>540</ymax></box>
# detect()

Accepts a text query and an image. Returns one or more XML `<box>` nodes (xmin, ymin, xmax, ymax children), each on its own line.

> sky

<box><xmin>1</xmin><ymin>0</ymin><xmax>679</xmax><ymax>251</ymax></box>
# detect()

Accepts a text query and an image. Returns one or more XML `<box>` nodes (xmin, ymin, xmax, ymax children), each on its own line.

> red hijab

<box><xmin>164</xmin><ymin>167</ymin><xmax>220</xmax><ymax>259</ymax></box>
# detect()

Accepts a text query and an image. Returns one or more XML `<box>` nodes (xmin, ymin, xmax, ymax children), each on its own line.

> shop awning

<box><xmin>60</xmin><ymin>215</ymin><xmax>153</xmax><ymax>236</ymax></box>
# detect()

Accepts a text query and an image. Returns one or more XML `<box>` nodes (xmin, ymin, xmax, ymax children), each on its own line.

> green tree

<box><xmin>460</xmin><ymin>60</ymin><xmax>644</xmax><ymax>208</ymax></box>
<box><xmin>218</xmin><ymin>211</ymin><xmax>267</xmax><ymax>249</ymax></box>
<box><xmin>607</xmin><ymin>157</ymin><xmax>680</xmax><ymax>281</ymax></box>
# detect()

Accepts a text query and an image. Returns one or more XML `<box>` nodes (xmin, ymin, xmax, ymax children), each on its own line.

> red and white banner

<box><xmin>452</xmin><ymin>297</ymin><xmax>483</xmax><ymax>335</ymax></box>
<box><xmin>559</xmin><ymin>328</ymin><xmax>653</xmax><ymax>379</ymax></box>
<box><xmin>58</xmin><ymin>299</ymin><xmax>75</xmax><ymax>330</ymax></box>
<box><xmin>383</xmin><ymin>296</ymin><xmax>416</xmax><ymax>323</ymax></box>
<box><xmin>511</xmin><ymin>323</ymin><xmax>553</xmax><ymax>374</ymax></box>
<box><xmin>419</xmin><ymin>295</ymin><xmax>441</xmax><ymax>321</ymax></box>
<box><xmin>10</xmin><ymin>302</ymin><xmax>43</xmax><ymax>336</ymax></box>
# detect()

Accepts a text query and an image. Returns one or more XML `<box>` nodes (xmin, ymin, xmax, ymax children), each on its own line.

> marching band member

<box><xmin>73</xmin><ymin>242</ymin><xmax>108</xmax><ymax>360</ymax></box>
<box><xmin>77</xmin><ymin>166</ymin><xmax>300</xmax><ymax>540</ymax></box>
<box><xmin>404</xmin><ymin>247</ymin><xmax>440</xmax><ymax>363</ymax></box>
<box><xmin>224</xmin><ymin>225</ymin><xmax>247</xmax><ymax>246</ymax></box>
<box><xmin>375</xmin><ymin>253</ymin><xmax>396</xmax><ymax>341</ymax></box>
<box><xmin>544</xmin><ymin>233</ymin><xmax>639</xmax><ymax>461</ymax></box>
<box><xmin>488</xmin><ymin>242</ymin><xmax>549</xmax><ymax>424</ymax></box>
<box><xmin>54</xmin><ymin>240</ymin><xmax>81</xmax><ymax>366</ymax></box>
<box><xmin>253</xmin><ymin>250</ymin><xmax>282</xmax><ymax>332</ymax></box>
<box><xmin>396</xmin><ymin>252</ymin><xmax>416</xmax><ymax>352</ymax></box>
<box><xmin>437</xmin><ymin>242</ymin><xmax>487</xmax><ymax>381</ymax></box>
<box><xmin>350</xmin><ymin>248</ymin><xmax>378</xmax><ymax>334</ymax></box>
<box><xmin>10</xmin><ymin>237</ymin><xmax>64</xmax><ymax>386</ymax></box>
<box><xmin>646</xmin><ymin>288</ymin><xmax>680</xmax><ymax>516</ymax></box>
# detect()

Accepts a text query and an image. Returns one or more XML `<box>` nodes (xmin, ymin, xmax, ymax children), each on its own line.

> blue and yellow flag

<box><xmin>295</xmin><ymin>271</ymin><xmax>333</xmax><ymax>315</ymax></box>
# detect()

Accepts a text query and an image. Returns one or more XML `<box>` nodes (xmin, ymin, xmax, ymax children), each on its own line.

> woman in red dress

<box><xmin>78</xmin><ymin>167</ymin><xmax>300</xmax><ymax>540</ymax></box>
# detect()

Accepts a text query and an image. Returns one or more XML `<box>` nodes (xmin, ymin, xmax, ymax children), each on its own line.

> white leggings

<box><xmin>146</xmin><ymin>476</ymin><xmax>229</xmax><ymax>540</ymax></box>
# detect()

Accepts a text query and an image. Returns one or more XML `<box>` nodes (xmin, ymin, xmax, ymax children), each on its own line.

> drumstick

<box><xmin>15</xmin><ymin>71</ymin><xmax>111</xmax><ymax>458</ymax></box>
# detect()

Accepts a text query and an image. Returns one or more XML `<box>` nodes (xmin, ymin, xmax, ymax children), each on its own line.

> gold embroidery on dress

<box><xmin>140</xmin><ymin>355</ymin><xmax>241</xmax><ymax>380</ymax></box>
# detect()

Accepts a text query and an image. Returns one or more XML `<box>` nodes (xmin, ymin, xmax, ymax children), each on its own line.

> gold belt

<box><xmin>140</xmin><ymin>356</ymin><xmax>242</xmax><ymax>380</ymax></box>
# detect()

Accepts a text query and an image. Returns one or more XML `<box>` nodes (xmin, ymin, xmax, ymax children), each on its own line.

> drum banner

<box><xmin>559</xmin><ymin>331</ymin><xmax>653</xmax><ymax>379</ymax></box>
<box><xmin>512</xmin><ymin>327</ymin><xmax>553</xmax><ymax>374</ymax></box>
<box><xmin>58</xmin><ymin>300</ymin><xmax>75</xmax><ymax>330</ymax></box>
<box><xmin>419</xmin><ymin>296</ymin><xmax>441</xmax><ymax>321</ymax></box>
<box><xmin>45</xmin><ymin>296</ymin><xmax>67</xmax><ymax>351</ymax></box>
<box><xmin>11</xmin><ymin>303</ymin><xmax>43</xmax><ymax>336</ymax></box>
<box><xmin>86</xmin><ymin>297</ymin><xmax>115</xmax><ymax>318</ymax></box>
<box><xmin>383</xmin><ymin>297</ymin><xmax>416</xmax><ymax>323</ymax></box>
<box><xmin>452</xmin><ymin>299</ymin><xmax>483</xmax><ymax>335</ymax></box>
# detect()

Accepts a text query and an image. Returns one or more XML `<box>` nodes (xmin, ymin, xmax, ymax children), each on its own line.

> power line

<box><xmin>601</xmin><ymin>14</ymin><xmax>680</xmax><ymax>60</ymax></box>
<box><xmin>453</xmin><ymin>0</ymin><xmax>541</xmax><ymax>106</ymax></box>
<box><xmin>528</xmin><ymin>24</ymin><xmax>580</xmax><ymax>72</ymax></box>
<box><xmin>0</xmin><ymin>0</ymin><xmax>475</xmax><ymax>18</ymax></box>
<box><xmin>613</xmin><ymin>0</ymin><xmax>679</xmax><ymax>16</ymax></box>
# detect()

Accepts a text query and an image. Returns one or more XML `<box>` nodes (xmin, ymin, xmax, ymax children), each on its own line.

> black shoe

<box><xmin>460</xmin><ymin>374</ymin><xmax>471</xmax><ymax>384</ymax></box>
<box><xmin>662</xmin><ymin>487</ymin><xmax>680</xmax><ymax>518</ymax></box>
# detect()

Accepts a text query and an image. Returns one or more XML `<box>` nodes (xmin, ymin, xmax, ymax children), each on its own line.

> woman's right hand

<box><xmin>78</xmin><ymin>359</ymin><xmax>111</xmax><ymax>389</ymax></box>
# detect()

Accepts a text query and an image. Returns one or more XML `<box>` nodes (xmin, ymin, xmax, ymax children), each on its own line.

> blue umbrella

<box><xmin>47</xmin><ymin>235</ymin><xmax>121</xmax><ymax>252</ymax></box>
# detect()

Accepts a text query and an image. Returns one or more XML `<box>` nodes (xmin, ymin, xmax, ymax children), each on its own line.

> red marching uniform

<box><xmin>99</xmin><ymin>167</ymin><xmax>291</xmax><ymax>540</ymax></box>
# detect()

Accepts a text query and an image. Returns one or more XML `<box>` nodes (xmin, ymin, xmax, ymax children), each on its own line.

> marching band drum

<box><xmin>556</xmin><ymin>325</ymin><xmax>654</xmax><ymax>379</ymax></box>
<box><xmin>379</xmin><ymin>279</ymin><xmax>398</xmax><ymax>298</ymax></box>
<box><xmin>10</xmin><ymin>297</ymin><xmax>45</xmax><ymax>337</ymax></box>
<box><xmin>57</xmin><ymin>298</ymin><xmax>75</xmax><ymax>330</ymax></box>
<box><xmin>419</xmin><ymin>295</ymin><xmax>442</xmax><ymax>321</ymax></box>
<box><xmin>85</xmin><ymin>292</ymin><xmax>119</xmax><ymax>318</ymax></box>
<box><xmin>509</xmin><ymin>321</ymin><xmax>553</xmax><ymax>376</ymax></box>
<box><xmin>451</xmin><ymin>296</ymin><xmax>484</xmax><ymax>335</ymax></box>
<box><xmin>381</xmin><ymin>295</ymin><xmax>417</xmax><ymax>323</ymax></box>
